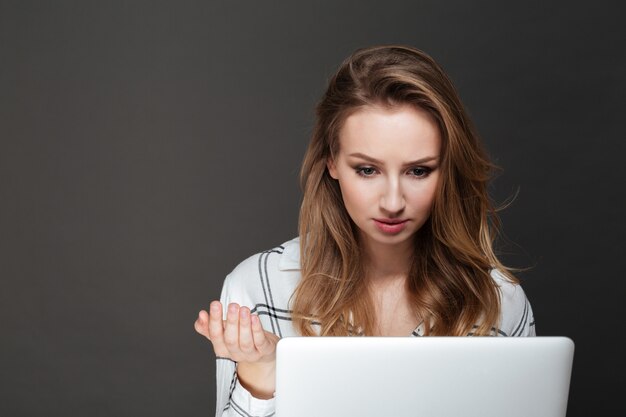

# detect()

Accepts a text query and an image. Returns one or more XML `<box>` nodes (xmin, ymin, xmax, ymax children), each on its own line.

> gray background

<box><xmin>1</xmin><ymin>1</ymin><xmax>623</xmax><ymax>416</ymax></box>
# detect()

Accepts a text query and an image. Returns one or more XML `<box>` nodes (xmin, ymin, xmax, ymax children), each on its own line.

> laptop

<box><xmin>275</xmin><ymin>337</ymin><xmax>574</xmax><ymax>417</ymax></box>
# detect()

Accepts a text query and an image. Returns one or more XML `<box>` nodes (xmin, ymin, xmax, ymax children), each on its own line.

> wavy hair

<box><xmin>291</xmin><ymin>45</ymin><xmax>517</xmax><ymax>336</ymax></box>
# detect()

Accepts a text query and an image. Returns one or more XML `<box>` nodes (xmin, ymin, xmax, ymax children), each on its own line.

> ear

<box><xmin>326</xmin><ymin>157</ymin><xmax>339</xmax><ymax>179</ymax></box>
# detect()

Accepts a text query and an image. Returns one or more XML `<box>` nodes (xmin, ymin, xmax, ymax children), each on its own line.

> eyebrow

<box><xmin>347</xmin><ymin>152</ymin><xmax>439</xmax><ymax>166</ymax></box>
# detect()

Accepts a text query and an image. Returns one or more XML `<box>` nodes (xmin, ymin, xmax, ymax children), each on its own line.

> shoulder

<box><xmin>226</xmin><ymin>237</ymin><xmax>300</xmax><ymax>281</ymax></box>
<box><xmin>490</xmin><ymin>269</ymin><xmax>536</xmax><ymax>337</ymax></box>
<box><xmin>219</xmin><ymin>237</ymin><xmax>301</xmax><ymax>309</ymax></box>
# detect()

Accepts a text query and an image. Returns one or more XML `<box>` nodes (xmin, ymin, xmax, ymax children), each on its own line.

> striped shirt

<box><xmin>214</xmin><ymin>237</ymin><xmax>536</xmax><ymax>417</ymax></box>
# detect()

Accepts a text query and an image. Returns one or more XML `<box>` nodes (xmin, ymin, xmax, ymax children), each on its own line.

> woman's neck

<box><xmin>361</xmin><ymin>237</ymin><xmax>413</xmax><ymax>282</ymax></box>
<box><xmin>360</xmin><ymin>238</ymin><xmax>420</xmax><ymax>336</ymax></box>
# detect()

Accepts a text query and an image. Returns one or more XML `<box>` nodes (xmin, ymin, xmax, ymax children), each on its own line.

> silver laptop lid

<box><xmin>276</xmin><ymin>337</ymin><xmax>574</xmax><ymax>417</ymax></box>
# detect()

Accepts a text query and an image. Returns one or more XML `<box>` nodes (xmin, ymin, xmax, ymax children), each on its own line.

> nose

<box><xmin>380</xmin><ymin>177</ymin><xmax>405</xmax><ymax>215</ymax></box>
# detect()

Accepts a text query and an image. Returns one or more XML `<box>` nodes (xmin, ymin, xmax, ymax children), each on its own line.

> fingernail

<box><xmin>240</xmin><ymin>308</ymin><xmax>249</xmax><ymax>319</ymax></box>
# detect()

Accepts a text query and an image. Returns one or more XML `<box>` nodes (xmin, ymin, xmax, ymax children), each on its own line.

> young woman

<box><xmin>194</xmin><ymin>45</ymin><xmax>535</xmax><ymax>417</ymax></box>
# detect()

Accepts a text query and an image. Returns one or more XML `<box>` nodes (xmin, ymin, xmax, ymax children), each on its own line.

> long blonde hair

<box><xmin>292</xmin><ymin>45</ymin><xmax>516</xmax><ymax>336</ymax></box>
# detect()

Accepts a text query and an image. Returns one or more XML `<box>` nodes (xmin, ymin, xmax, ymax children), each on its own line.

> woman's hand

<box><xmin>195</xmin><ymin>301</ymin><xmax>279</xmax><ymax>399</ymax></box>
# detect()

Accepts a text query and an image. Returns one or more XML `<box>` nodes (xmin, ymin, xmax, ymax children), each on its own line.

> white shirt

<box><xmin>214</xmin><ymin>237</ymin><xmax>536</xmax><ymax>417</ymax></box>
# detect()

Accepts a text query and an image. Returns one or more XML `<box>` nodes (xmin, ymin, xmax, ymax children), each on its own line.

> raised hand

<box><xmin>195</xmin><ymin>301</ymin><xmax>279</xmax><ymax>398</ymax></box>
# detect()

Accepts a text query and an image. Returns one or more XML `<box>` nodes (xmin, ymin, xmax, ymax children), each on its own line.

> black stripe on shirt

<box><xmin>511</xmin><ymin>299</ymin><xmax>529</xmax><ymax>337</ymax></box>
<box><xmin>258</xmin><ymin>251</ymin><xmax>276</xmax><ymax>335</ymax></box>
<box><xmin>250</xmin><ymin>303</ymin><xmax>292</xmax><ymax>314</ymax></box>
<box><xmin>263</xmin><ymin>249</ymin><xmax>283</xmax><ymax>338</ymax></box>
<box><xmin>467</xmin><ymin>325</ymin><xmax>508</xmax><ymax>337</ymax></box>
<box><xmin>255</xmin><ymin>310</ymin><xmax>293</xmax><ymax>321</ymax></box>
<box><xmin>223</xmin><ymin>367</ymin><xmax>238</xmax><ymax>412</ymax></box>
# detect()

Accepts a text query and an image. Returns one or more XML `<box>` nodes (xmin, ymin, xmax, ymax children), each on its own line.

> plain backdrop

<box><xmin>1</xmin><ymin>1</ymin><xmax>623</xmax><ymax>416</ymax></box>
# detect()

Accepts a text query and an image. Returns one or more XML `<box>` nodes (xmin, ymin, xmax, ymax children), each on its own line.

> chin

<box><xmin>367</xmin><ymin>231</ymin><xmax>415</xmax><ymax>247</ymax></box>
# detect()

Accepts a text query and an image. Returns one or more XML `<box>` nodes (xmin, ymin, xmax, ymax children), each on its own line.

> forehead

<box><xmin>337</xmin><ymin>104</ymin><xmax>441</xmax><ymax>158</ymax></box>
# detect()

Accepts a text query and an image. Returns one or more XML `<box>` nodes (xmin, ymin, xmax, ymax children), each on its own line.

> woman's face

<box><xmin>327</xmin><ymin>104</ymin><xmax>441</xmax><ymax>251</ymax></box>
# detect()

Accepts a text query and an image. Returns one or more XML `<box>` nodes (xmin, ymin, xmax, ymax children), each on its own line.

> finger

<box><xmin>238</xmin><ymin>307</ymin><xmax>255</xmax><ymax>354</ymax></box>
<box><xmin>223</xmin><ymin>303</ymin><xmax>242</xmax><ymax>355</ymax></box>
<box><xmin>194</xmin><ymin>310</ymin><xmax>210</xmax><ymax>339</ymax></box>
<box><xmin>251</xmin><ymin>314</ymin><xmax>272</xmax><ymax>355</ymax></box>
<box><xmin>208</xmin><ymin>301</ymin><xmax>229</xmax><ymax>356</ymax></box>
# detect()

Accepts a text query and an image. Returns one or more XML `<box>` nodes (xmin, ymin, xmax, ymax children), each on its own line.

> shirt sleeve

<box><xmin>508</xmin><ymin>291</ymin><xmax>536</xmax><ymax>337</ymax></box>
<box><xmin>491</xmin><ymin>270</ymin><xmax>536</xmax><ymax>337</ymax></box>
<box><xmin>214</xmin><ymin>272</ymin><xmax>277</xmax><ymax>417</ymax></box>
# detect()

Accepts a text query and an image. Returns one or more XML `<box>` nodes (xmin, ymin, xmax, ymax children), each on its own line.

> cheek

<box><xmin>407</xmin><ymin>177</ymin><xmax>440</xmax><ymax>210</ymax></box>
<box><xmin>338</xmin><ymin>179</ymin><xmax>375</xmax><ymax>213</ymax></box>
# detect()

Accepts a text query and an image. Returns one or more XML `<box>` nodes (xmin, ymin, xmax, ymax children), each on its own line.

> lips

<box><xmin>373</xmin><ymin>219</ymin><xmax>408</xmax><ymax>234</ymax></box>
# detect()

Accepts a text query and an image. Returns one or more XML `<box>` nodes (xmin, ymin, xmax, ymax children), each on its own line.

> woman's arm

<box><xmin>195</xmin><ymin>301</ymin><xmax>279</xmax><ymax>416</ymax></box>
<box><xmin>491</xmin><ymin>270</ymin><xmax>536</xmax><ymax>337</ymax></box>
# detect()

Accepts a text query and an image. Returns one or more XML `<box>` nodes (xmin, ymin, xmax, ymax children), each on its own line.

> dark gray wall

<box><xmin>1</xmin><ymin>1</ymin><xmax>623</xmax><ymax>416</ymax></box>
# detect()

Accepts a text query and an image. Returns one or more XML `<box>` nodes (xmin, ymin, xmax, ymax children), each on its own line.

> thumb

<box><xmin>194</xmin><ymin>310</ymin><xmax>211</xmax><ymax>339</ymax></box>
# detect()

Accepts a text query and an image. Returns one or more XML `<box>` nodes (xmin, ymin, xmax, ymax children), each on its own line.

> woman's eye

<box><xmin>357</xmin><ymin>167</ymin><xmax>376</xmax><ymax>177</ymax></box>
<box><xmin>410</xmin><ymin>167</ymin><xmax>431</xmax><ymax>178</ymax></box>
